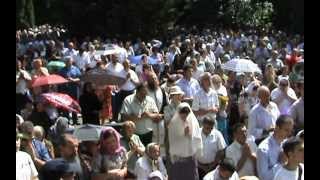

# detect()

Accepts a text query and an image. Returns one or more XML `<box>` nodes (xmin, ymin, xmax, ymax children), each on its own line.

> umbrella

<box><xmin>73</xmin><ymin>124</ymin><xmax>103</xmax><ymax>141</ymax></box>
<box><xmin>128</xmin><ymin>55</ymin><xmax>159</xmax><ymax>65</ymax></box>
<box><xmin>47</xmin><ymin>61</ymin><xmax>65</xmax><ymax>72</ymax></box>
<box><xmin>32</xmin><ymin>74</ymin><xmax>69</xmax><ymax>87</ymax></box>
<box><xmin>81</xmin><ymin>69</ymin><xmax>126</xmax><ymax>86</ymax></box>
<box><xmin>221</xmin><ymin>58</ymin><xmax>261</xmax><ymax>73</ymax></box>
<box><xmin>41</xmin><ymin>92</ymin><xmax>81</xmax><ymax>113</ymax></box>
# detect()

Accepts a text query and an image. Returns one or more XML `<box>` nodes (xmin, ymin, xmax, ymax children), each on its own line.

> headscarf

<box><xmin>55</xmin><ymin>117</ymin><xmax>69</xmax><ymax>135</ymax></box>
<box><xmin>168</xmin><ymin>102</ymin><xmax>203</xmax><ymax>158</ymax></box>
<box><xmin>99</xmin><ymin>127</ymin><xmax>125</xmax><ymax>155</ymax></box>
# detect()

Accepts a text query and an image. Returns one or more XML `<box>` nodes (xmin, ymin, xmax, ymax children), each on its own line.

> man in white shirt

<box><xmin>135</xmin><ymin>143</ymin><xmax>167</xmax><ymax>180</ymax></box>
<box><xmin>274</xmin><ymin>137</ymin><xmax>304</xmax><ymax>180</ymax></box>
<box><xmin>197</xmin><ymin>117</ymin><xmax>227</xmax><ymax>179</ymax></box>
<box><xmin>226</xmin><ymin>123</ymin><xmax>257</xmax><ymax>178</ymax></box>
<box><xmin>74</xmin><ymin>48</ymin><xmax>90</xmax><ymax>72</ymax></box>
<box><xmin>190</xmin><ymin>58</ymin><xmax>204</xmax><ymax>81</ymax></box>
<box><xmin>203</xmin><ymin>159</ymin><xmax>240</xmax><ymax>180</ymax></box>
<box><xmin>266</xmin><ymin>50</ymin><xmax>284</xmax><ymax>73</ymax></box>
<box><xmin>105</xmin><ymin>54</ymin><xmax>124</xmax><ymax>76</ymax></box>
<box><xmin>176</xmin><ymin>64</ymin><xmax>200</xmax><ymax>104</ymax></box>
<box><xmin>16</xmin><ymin>131</ymin><xmax>38</xmax><ymax>180</ymax></box>
<box><xmin>192</xmin><ymin>72</ymin><xmax>219</xmax><ymax>125</ymax></box>
<box><xmin>16</xmin><ymin>60</ymin><xmax>32</xmax><ymax>114</ymax></box>
<box><xmin>120</xmin><ymin>83</ymin><xmax>163</xmax><ymax>146</ymax></box>
<box><xmin>257</xmin><ymin>115</ymin><xmax>294</xmax><ymax>180</ymax></box>
<box><xmin>271</xmin><ymin>78</ymin><xmax>297</xmax><ymax>115</ymax></box>
<box><xmin>248</xmin><ymin>86</ymin><xmax>280</xmax><ymax>141</ymax></box>
<box><xmin>63</xmin><ymin>42</ymin><xmax>78</xmax><ymax>58</ymax></box>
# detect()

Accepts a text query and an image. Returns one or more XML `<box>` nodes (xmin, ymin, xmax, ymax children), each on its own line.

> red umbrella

<box><xmin>32</xmin><ymin>74</ymin><xmax>69</xmax><ymax>87</ymax></box>
<box><xmin>41</xmin><ymin>92</ymin><xmax>81</xmax><ymax>113</ymax></box>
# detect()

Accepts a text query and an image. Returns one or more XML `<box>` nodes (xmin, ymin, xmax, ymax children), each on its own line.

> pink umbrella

<box><xmin>32</xmin><ymin>74</ymin><xmax>69</xmax><ymax>87</ymax></box>
<box><xmin>41</xmin><ymin>92</ymin><xmax>81</xmax><ymax>113</ymax></box>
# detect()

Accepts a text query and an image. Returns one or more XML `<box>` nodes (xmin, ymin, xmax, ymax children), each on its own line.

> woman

<box><xmin>79</xmin><ymin>82</ymin><xmax>103</xmax><ymax>125</ymax></box>
<box><xmin>91</xmin><ymin>127</ymin><xmax>128</xmax><ymax>180</ymax></box>
<box><xmin>212</xmin><ymin>74</ymin><xmax>230</xmax><ymax>144</ymax></box>
<box><xmin>168</xmin><ymin>102</ymin><xmax>202</xmax><ymax>180</ymax></box>
<box><xmin>120</xmin><ymin>121</ymin><xmax>145</xmax><ymax>177</ymax></box>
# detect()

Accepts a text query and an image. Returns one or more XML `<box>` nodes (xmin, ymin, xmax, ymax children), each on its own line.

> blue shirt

<box><xmin>176</xmin><ymin>77</ymin><xmax>200</xmax><ymax>99</ymax></box>
<box><xmin>257</xmin><ymin>135</ymin><xmax>283</xmax><ymax>180</ymax></box>
<box><xmin>59</xmin><ymin>66</ymin><xmax>81</xmax><ymax>99</ymax></box>
<box><xmin>32</xmin><ymin>139</ymin><xmax>51</xmax><ymax>162</ymax></box>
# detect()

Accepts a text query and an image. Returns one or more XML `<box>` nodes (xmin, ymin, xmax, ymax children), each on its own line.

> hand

<box><xmin>210</xmin><ymin>107</ymin><xmax>219</xmax><ymax>113</ymax></box>
<box><xmin>184</xmin><ymin>126</ymin><xmax>190</xmax><ymax>136</ymax></box>
<box><xmin>126</xmin><ymin>73</ymin><xmax>131</xmax><ymax>80</ymax></box>
<box><xmin>243</xmin><ymin>143</ymin><xmax>252</xmax><ymax>157</ymax></box>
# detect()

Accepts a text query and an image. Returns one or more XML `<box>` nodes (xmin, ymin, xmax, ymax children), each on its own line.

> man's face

<box><xmin>68</xmin><ymin>43</ymin><xmax>74</xmax><ymax>50</ymax></box>
<box><xmin>201</xmin><ymin>76</ymin><xmax>211</xmax><ymax>90</ymax></box>
<box><xmin>276</xmin><ymin>122</ymin><xmax>294</xmax><ymax>141</ymax></box>
<box><xmin>137</xmin><ymin>87</ymin><xmax>148</xmax><ymax>101</ymax></box>
<box><xmin>219</xmin><ymin>168</ymin><xmax>233</xmax><ymax>180</ymax></box>
<box><xmin>202</xmin><ymin>123</ymin><xmax>213</xmax><ymax>135</ymax></box>
<box><xmin>235</xmin><ymin>126</ymin><xmax>247</xmax><ymax>145</ymax></box>
<box><xmin>148</xmin><ymin>145</ymin><xmax>160</xmax><ymax>160</ymax></box>
<box><xmin>61</xmin><ymin>139</ymin><xmax>79</xmax><ymax>159</ymax></box>
<box><xmin>279</xmin><ymin>80</ymin><xmax>289</xmax><ymax>92</ymax></box>
<box><xmin>185</xmin><ymin>68</ymin><xmax>193</xmax><ymax>79</ymax></box>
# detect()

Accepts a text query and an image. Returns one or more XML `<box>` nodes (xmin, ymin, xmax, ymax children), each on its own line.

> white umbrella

<box><xmin>221</xmin><ymin>58</ymin><xmax>261</xmax><ymax>73</ymax></box>
<box><xmin>73</xmin><ymin>124</ymin><xmax>103</xmax><ymax>141</ymax></box>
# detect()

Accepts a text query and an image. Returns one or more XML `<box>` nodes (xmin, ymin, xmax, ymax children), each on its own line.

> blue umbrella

<box><xmin>128</xmin><ymin>55</ymin><xmax>159</xmax><ymax>65</ymax></box>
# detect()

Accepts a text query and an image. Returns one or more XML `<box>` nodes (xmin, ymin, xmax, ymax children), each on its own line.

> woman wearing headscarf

<box><xmin>91</xmin><ymin>127</ymin><xmax>128</xmax><ymax>180</ymax></box>
<box><xmin>168</xmin><ymin>102</ymin><xmax>203</xmax><ymax>180</ymax></box>
<box><xmin>79</xmin><ymin>82</ymin><xmax>102</xmax><ymax>125</ymax></box>
<box><xmin>48</xmin><ymin>116</ymin><xmax>74</xmax><ymax>156</ymax></box>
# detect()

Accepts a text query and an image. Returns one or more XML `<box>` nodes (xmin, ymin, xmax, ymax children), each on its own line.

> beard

<box><xmin>148</xmin><ymin>82</ymin><xmax>157</xmax><ymax>91</ymax></box>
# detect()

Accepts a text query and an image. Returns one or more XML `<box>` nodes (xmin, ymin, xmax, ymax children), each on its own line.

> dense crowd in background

<box><xmin>16</xmin><ymin>24</ymin><xmax>304</xmax><ymax>180</ymax></box>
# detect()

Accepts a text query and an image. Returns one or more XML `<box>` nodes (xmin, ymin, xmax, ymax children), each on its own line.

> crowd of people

<box><xmin>16</xmin><ymin>25</ymin><xmax>304</xmax><ymax>180</ymax></box>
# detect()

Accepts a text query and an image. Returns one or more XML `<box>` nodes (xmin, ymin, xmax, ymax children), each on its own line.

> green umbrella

<box><xmin>47</xmin><ymin>61</ymin><xmax>65</xmax><ymax>73</ymax></box>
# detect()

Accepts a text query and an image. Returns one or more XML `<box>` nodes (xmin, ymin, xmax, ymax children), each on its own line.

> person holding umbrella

<box><xmin>79</xmin><ymin>82</ymin><xmax>102</xmax><ymax>125</ymax></box>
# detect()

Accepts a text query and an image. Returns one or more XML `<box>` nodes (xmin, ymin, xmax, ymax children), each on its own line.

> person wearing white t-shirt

<box><xmin>16</xmin><ymin>131</ymin><xmax>38</xmax><ymax>180</ymax></box>
<box><xmin>203</xmin><ymin>159</ymin><xmax>240</xmax><ymax>180</ymax></box>
<box><xmin>74</xmin><ymin>48</ymin><xmax>90</xmax><ymax>72</ymax></box>
<box><xmin>197</xmin><ymin>117</ymin><xmax>227</xmax><ymax>179</ymax></box>
<box><xmin>105</xmin><ymin>54</ymin><xmax>124</xmax><ymax>77</ymax></box>
<box><xmin>225</xmin><ymin>123</ymin><xmax>257</xmax><ymax>177</ymax></box>
<box><xmin>274</xmin><ymin>137</ymin><xmax>304</xmax><ymax>180</ymax></box>
<box><xmin>271</xmin><ymin>78</ymin><xmax>297</xmax><ymax>115</ymax></box>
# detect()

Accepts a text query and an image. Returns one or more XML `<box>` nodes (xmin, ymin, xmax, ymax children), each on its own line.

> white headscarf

<box><xmin>168</xmin><ymin>102</ymin><xmax>202</xmax><ymax>158</ymax></box>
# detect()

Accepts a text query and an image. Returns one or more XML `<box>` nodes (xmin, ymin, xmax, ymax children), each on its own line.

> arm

<box><xmin>248</xmin><ymin>110</ymin><xmax>263</xmax><ymax>139</ymax></box>
<box><xmin>257</xmin><ymin>148</ymin><xmax>276</xmax><ymax>180</ymax></box>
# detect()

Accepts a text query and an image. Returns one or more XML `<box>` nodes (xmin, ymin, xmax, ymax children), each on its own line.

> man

<box><xmin>226</xmin><ymin>123</ymin><xmax>257</xmax><ymax>177</ymax></box>
<box><xmin>59</xmin><ymin>56</ymin><xmax>81</xmax><ymax>100</ymax></box>
<box><xmin>266</xmin><ymin>50</ymin><xmax>284</xmax><ymax>73</ymax></box>
<box><xmin>257</xmin><ymin>115</ymin><xmax>294</xmax><ymax>180</ymax></box>
<box><xmin>146</xmin><ymin>73</ymin><xmax>167</xmax><ymax>157</ymax></box>
<box><xmin>197</xmin><ymin>117</ymin><xmax>227</xmax><ymax>179</ymax></box>
<box><xmin>190</xmin><ymin>58</ymin><xmax>204</xmax><ymax>81</ymax></box>
<box><xmin>288</xmin><ymin>80</ymin><xmax>304</xmax><ymax>133</ymax></box>
<box><xmin>63</xmin><ymin>42</ymin><xmax>78</xmax><ymax>58</ymax></box>
<box><xmin>135</xmin><ymin>143</ymin><xmax>168</xmax><ymax>180</ymax></box>
<box><xmin>192</xmin><ymin>72</ymin><xmax>219</xmax><ymax>125</ymax></box>
<box><xmin>271</xmin><ymin>78</ymin><xmax>297</xmax><ymax>115</ymax></box>
<box><xmin>105</xmin><ymin>54</ymin><xmax>124</xmax><ymax>76</ymax></box>
<box><xmin>16</xmin><ymin>130</ymin><xmax>39</xmax><ymax>180</ymax></box>
<box><xmin>274</xmin><ymin>137</ymin><xmax>304</xmax><ymax>180</ymax></box>
<box><xmin>16</xmin><ymin>60</ymin><xmax>32</xmax><ymax>114</ymax></box>
<box><xmin>74</xmin><ymin>48</ymin><xmax>90</xmax><ymax>73</ymax></box>
<box><xmin>58</xmin><ymin>134</ymin><xmax>90</xmax><ymax>180</ymax></box>
<box><xmin>203</xmin><ymin>159</ymin><xmax>240</xmax><ymax>180</ymax></box>
<box><xmin>39</xmin><ymin>159</ymin><xmax>77</xmax><ymax>180</ymax></box>
<box><xmin>248</xmin><ymin>86</ymin><xmax>280</xmax><ymax>141</ymax></box>
<box><xmin>120</xmin><ymin>83</ymin><xmax>162</xmax><ymax>146</ymax></box>
<box><xmin>20</xmin><ymin>121</ymin><xmax>52</xmax><ymax>169</ymax></box>
<box><xmin>176</xmin><ymin>64</ymin><xmax>200</xmax><ymax>104</ymax></box>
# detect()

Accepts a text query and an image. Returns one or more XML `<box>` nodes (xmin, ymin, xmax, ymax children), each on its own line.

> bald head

<box><xmin>258</xmin><ymin>86</ymin><xmax>270</xmax><ymax>106</ymax></box>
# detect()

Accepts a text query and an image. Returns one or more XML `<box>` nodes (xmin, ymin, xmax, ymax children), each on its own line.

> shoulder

<box><xmin>258</xmin><ymin>136</ymin><xmax>272</xmax><ymax>151</ymax></box>
<box><xmin>269</xmin><ymin>101</ymin><xmax>278</xmax><ymax>108</ymax></box>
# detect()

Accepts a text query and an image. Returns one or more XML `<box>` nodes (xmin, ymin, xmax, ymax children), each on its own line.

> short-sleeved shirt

<box><xmin>176</xmin><ymin>77</ymin><xmax>200</xmax><ymax>99</ymax></box>
<box><xmin>197</xmin><ymin>129</ymin><xmax>226</xmax><ymax>164</ymax></box>
<box><xmin>92</xmin><ymin>150</ymin><xmax>127</xmax><ymax>174</ymax></box>
<box><xmin>225</xmin><ymin>137</ymin><xmax>257</xmax><ymax>177</ymax></box>
<box><xmin>120</xmin><ymin>134</ymin><xmax>145</xmax><ymax>173</ymax></box>
<box><xmin>134</xmin><ymin>155</ymin><xmax>167</xmax><ymax>180</ymax></box>
<box><xmin>267</xmin><ymin>58</ymin><xmax>284</xmax><ymax>70</ymax></box>
<box><xmin>120</xmin><ymin>94</ymin><xmax>159</xmax><ymax>134</ymax></box>
<box><xmin>192</xmin><ymin>87</ymin><xmax>220</xmax><ymax>122</ymax></box>
<box><xmin>31</xmin><ymin>139</ymin><xmax>52</xmax><ymax>162</ymax></box>
<box><xmin>16</xmin><ymin>151</ymin><xmax>38</xmax><ymax>180</ymax></box>
<box><xmin>288</xmin><ymin>98</ymin><xmax>304</xmax><ymax>128</ymax></box>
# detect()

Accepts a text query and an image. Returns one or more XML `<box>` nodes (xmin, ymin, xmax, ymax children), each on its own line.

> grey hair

<box><xmin>146</xmin><ymin>143</ymin><xmax>159</xmax><ymax>154</ymax></box>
